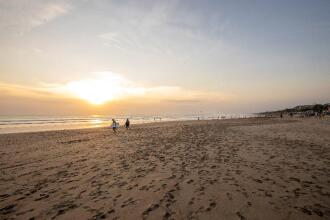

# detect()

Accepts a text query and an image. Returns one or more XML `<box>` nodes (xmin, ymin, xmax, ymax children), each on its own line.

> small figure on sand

<box><xmin>125</xmin><ymin>118</ymin><xmax>130</xmax><ymax>129</ymax></box>
<box><xmin>280</xmin><ymin>112</ymin><xmax>283</xmax><ymax>118</ymax></box>
<box><xmin>111</xmin><ymin>119</ymin><xmax>118</xmax><ymax>133</ymax></box>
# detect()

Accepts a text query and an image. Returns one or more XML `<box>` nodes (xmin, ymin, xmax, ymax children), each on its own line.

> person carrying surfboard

<box><xmin>111</xmin><ymin>119</ymin><xmax>118</xmax><ymax>133</ymax></box>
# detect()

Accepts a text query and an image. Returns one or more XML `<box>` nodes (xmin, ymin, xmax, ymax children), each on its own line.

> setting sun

<box><xmin>66</xmin><ymin>80</ymin><xmax>117</xmax><ymax>105</ymax></box>
<box><xmin>64</xmin><ymin>72</ymin><xmax>145</xmax><ymax>105</ymax></box>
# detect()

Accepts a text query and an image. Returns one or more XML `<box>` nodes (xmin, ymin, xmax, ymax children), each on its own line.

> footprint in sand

<box><xmin>0</xmin><ymin>204</ymin><xmax>16</xmax><ymax>215</ymax></box>
<box><xmin>186</xmin><ymin>179</ymin><xmax>194</xmax><ymax>184</ymax></box>
<box><xmin>142</xmin><ymin>203</ymin><xmax>160</xmax><ymax>219</ymax></box>
<box><xmin>206</xmin><ymin>201</ymin><xmax>217</xmax><ymax>211</ymax></box>
<box><xmin>91</xmin><ymin>212</ymin><xmax>107</xmax><ymax>219</ymax></box>
<box><xmin>226</xmin><ymin>192</ymin><xmax>233</xmax><ymax>201</ymax></box>
<box><xmin>188</xmin><ymin>197</ymin><xmax>195</xmax><ymax>205</ymax></box>
<box><xmin>236</xmin><ymin>211</ymin><xmax>246</xmax><ymax>220</ymax></box>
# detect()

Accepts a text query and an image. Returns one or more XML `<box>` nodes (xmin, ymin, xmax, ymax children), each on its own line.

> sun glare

<box><xmin>67</xmin><ymin>80</ymin><xmax>113</xmax><ymax>105</ymax></box>
<box><xmin>65</xmin><ymin>73</ymin><xmax>145</xmax><ymax>105</ymax></box>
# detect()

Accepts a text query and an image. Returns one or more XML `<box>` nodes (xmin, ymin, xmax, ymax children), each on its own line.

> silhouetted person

<box><xmin>280</xmin><ymin>113</ymin><xmax>283</xmax><ymax>118</ymax></box>
<box><xmin>125</xmin><ymin>118</ymin><xmax>130</xmax><ymax>129</ymax></box>
<box><xmin>111</xmin><ymin>119</ymin><xmax>117</xmax><ymax>133</ymax></box>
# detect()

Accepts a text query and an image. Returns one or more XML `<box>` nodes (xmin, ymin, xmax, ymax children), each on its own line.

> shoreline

<box><xmin>0</xmin><ymin>117</ymin><xmax>261</xmax><ymax>135</ymax></box>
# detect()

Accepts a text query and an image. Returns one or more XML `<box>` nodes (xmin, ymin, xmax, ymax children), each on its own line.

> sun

<box><xmin>64</xmin><ymin>72</ymin><xmax>145</xmax><ymax>105</ymax></box>
<box><xmin>66</xmin><ymin>79</ymin><xmax>118</xmax><ymax>105</ymax></box>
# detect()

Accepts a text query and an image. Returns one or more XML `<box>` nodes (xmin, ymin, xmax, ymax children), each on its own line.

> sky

<box><xmin>0</xmin><ymin>0</ymin><xmax>329</xmax><ymax>116</ymax></box>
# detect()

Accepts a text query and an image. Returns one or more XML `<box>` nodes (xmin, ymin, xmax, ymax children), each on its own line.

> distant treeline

<box><xmin>259</xmin><ymin>103</ymin><xmax>330</xmax><ymax>116</ymax></box>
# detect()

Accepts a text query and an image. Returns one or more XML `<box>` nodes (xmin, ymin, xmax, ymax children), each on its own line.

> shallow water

<box><xmin>0</xmin><ymin>114</ymin><xmax>254</xmax><ymax>134</ymax></box>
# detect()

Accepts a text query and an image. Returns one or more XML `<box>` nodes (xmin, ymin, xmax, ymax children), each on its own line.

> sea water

<box><xmin>0</xmin><ymin>114</ymin><xmax>255</xmax><ymax>134</ymax></box>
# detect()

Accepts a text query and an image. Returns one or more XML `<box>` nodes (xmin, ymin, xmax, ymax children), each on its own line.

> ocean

<box><xmin>0</xmin><ymin>114</ymin><xmax>255</xmax><ymax>134</ymax></box>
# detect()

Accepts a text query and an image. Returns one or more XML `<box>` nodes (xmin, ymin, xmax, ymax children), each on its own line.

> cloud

<box><xmin>0</xmin><ymin>82</ymin><xmax>60</xmax><ymax>98</ymax></box>
<box><xmin>164</xmin><ymin>99</ymin><xmax>202</xmax><ymax>103</ymax></box>
<box><xmin>0</xmin><ymin>0</ymin><xmax>71</xmax><ymax>33</ymax></box>
<box><xmin>48</xmin><ymin>72</ymin><xmax>234</xmax><ymax>105</ymax></box>
<box><xmin>97</xmin><ymin>1</ymin><xmax>229</xmax><ymax>59</ymax></box>
<box><xmin>0</xmin><ymin>71</ymin><xmax>233</xmax><ymax>105</ymax></box>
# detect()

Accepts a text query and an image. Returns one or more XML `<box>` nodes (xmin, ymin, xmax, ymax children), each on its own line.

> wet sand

<box><xmin>0</xmin><ymin>118</ymin><xmax>329</xmax><ymax>220</ymax></box>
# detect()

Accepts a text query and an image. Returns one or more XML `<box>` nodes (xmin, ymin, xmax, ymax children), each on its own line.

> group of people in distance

<box><xmin>111</xmin><ymin>118</ymin><xmax>130</xmax><ymax>133</ymax></box>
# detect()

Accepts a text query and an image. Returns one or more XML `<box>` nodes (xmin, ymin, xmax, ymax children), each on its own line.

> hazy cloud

<box><xmin>164</xmin><ymin>99</ymin><xmax>202</xmax><ymax>103</ymax></box>
<box><xmin>0</xmin><ymin>71</ymin><xmax>233</xmax><ymax>105</ymax></box>
<box><xmin>0</xmin><ymin>82</ymin><xmax>59</xmax><ymax>98</ymax></box>
<box><xmin>0</xmin><ymin>0</ymin><xmax>71</xmax><ymax>33</ymax></box>
<box><xmin>97</xmin><ymin>0</ymin><xmax>228</xmax><ymax>59</ymax></box>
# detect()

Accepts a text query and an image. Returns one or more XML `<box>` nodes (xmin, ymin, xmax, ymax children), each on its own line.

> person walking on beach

<box><xmin>111</xmin><ymin>119</ymin><xmax>118</xmax><ymax>133</ymax></box>
<box><xmin>125</xmin><ymin>118</ymin><xmax>130</xmax><ymax>129</ymax></box>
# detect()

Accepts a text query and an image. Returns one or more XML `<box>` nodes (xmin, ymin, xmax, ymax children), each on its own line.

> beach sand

<box><xmin>0</xmin><ymin>118</ymin><xmax>329</xmax><ymax>220</ymax></box>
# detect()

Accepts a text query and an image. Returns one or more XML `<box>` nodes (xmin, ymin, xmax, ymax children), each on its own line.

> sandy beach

<box><xmin>0</xmin><ymin>118</ymin><xmax>329</xmax><ymax>220</ymax></box>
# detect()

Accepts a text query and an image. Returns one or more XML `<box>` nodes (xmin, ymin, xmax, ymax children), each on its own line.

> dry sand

<box><xmin>0</xmin><ymin>118</ymin><xmax>329</xmax><ymax>220</ymax></box>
